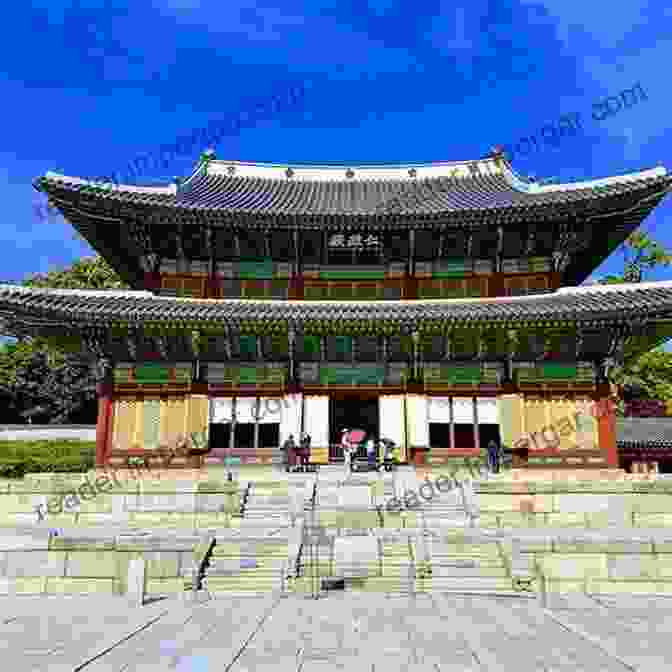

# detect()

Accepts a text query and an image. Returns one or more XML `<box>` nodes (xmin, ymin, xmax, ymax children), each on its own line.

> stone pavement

<box><xmin>1</xmin><ymin>592</ymin><xmax>672</xmax><ymax>670</ymax></box>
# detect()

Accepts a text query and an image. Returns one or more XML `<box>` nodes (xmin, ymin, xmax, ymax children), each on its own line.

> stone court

<box><xmin>1</xmin><ymin>592</ymin><xmax>672</xmax><ymax>670</ymax></box>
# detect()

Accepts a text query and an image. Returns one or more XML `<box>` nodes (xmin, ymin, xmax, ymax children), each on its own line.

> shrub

<box><xmin>0</xmin><ymin>440</ymin><xmax>96</xmax><ymax>477</ymax></box>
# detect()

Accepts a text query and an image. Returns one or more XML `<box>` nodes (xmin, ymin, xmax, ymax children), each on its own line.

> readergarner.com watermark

<box><xmin>33</xmin><ymin>463</ymin><xmax>162</xmax><ymax>523</ymax></box>
<box><xmin>382</xmin><ymin>457</ymin><xmax>488</xmax><ymax>515</ymax></box>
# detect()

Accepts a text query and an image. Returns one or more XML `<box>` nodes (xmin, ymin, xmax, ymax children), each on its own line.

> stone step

<box><xmin>416</xmin><ymin>576</ymin><xmax>516</xmax><ymax>592</ymax></box>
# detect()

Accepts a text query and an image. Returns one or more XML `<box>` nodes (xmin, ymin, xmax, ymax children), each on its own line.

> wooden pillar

<box><xmin>594</xmin><ymin>383</ymin><xmax>618</xmax><ymax>468</ymax></box>
<box><xmin>406</xmin><ymin>229</ymin><xmax>417</xmax><ymax>299</ymax></box>
<box><xmin>496</xmin><ymin>225</ymin><xmax>504</xmax><ymax>273</ymax></box>
<box><xmin>449</xmin><ymin>396</ymin><xmax>455</xmax><ymax>450</ymax></box>
<box><xmin>290</xmin><ymin>229</ymin><xmax>303</xmax><ymax>299</ymax></box>
<box><xmin>472</xmin><ymin>397</ymin><xmax>479</xmax><ymax>453</ymax></box>
<box><xmin>253</xmin><ymin>397</ymin><xmax>260</xmax><ymax>454</ymax></box>
<box><xmin>95</xmin><ymin>382</ymin><xmax>113</xmax><ymax>467</ymax></box>
<box><xmin>322</xmin><ymin>229</ymin><xmax>328</xmax><ymax>266</ymax></box>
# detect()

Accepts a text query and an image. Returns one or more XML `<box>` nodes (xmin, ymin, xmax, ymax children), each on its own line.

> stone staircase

<box><xmin>203</xmin><ymin>530</ymin><xmax>292</xmax><ymax>596</ymax></box>
<box><xmin>240</xmin><ymin>480</ymin><xmax>292</xmax><ymax>527</ymax></box>
<box><xmin>413</xmin><ymin>531</ymin><xmax>523</xmax><ymax>595</ymax></box>
<box><xmin>198</xmin><ymin>465</ymin><xmax>537</xmax><ymax>598</ymax></box>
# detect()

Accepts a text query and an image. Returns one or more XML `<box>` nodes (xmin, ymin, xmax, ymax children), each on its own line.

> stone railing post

<box><xmin>127</xmin><ymin>557</ymin><xmax>146</xmax><ymax>607</ymax></box>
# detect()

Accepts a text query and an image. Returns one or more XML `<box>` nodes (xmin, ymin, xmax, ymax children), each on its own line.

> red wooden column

<box><xmin>594</xmin><ymin>385</ymin><xmax>618</xmax><ymax>467</ymax></box>
<box><xmin>95</xmin><ymin>382</ymin><xmax>113</xmax><ymax>467</ymax></box>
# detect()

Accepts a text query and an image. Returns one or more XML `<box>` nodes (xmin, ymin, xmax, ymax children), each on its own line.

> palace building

<box><xmin>2</xmin><ymin>148</ymin><xmax>672</xmax><ymax>470</ymax></box>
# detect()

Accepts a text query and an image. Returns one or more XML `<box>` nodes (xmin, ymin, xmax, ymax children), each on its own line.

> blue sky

<box><xmin>2</xmin><ymin>0</ymin><xmax>672</xmax><ymax>288</ymax></box>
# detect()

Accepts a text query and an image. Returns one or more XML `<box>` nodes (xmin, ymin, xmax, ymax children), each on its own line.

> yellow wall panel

<box><xmin>187</xmin><ymin>395</ymin><xmax>209</xmax><ymax>438</ymax></box>
<box><xmin>549</xmin><ymin>397</ymin><xmax>577</xmax><ymax>451</ymax></box>
<box><xmin>524</xmin><ymin>397</ymin><xmax>547</xmax><ymax>452</ymax></box>
<box><xmin>574</xmin><ymin>397</ymin><xmax>598</xmax><ymax>450</ymax></box>
<box><xmin>134</xmin><ymin>399</ymin><xmax>144</xmax><ymax>448</ymax></box>
<box><xmin>112</xmin><ymin>398</ymin><xmax>138</xmax><ymax>451</ymax></box>
<box><xmin>497</xmin><ymin>394</ymin><xmax>524</xmax><ymax>448</ymax></box>
<box><xmin>160</xmin><ymin>397</ymin><xmax>188</xmax><ymax>448</ymax></box>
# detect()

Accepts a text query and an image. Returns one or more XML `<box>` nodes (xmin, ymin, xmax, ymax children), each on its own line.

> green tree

<box><xmin>599</xmin><ymin>230</ymin><xmax>672</xmax><ymax>284</ymax></box>
<box><xmin>22</xmin><ymin>255</ymin><xmax>129</xmax><ymax>290</ymax></box>
<box><xmin>0</xmin><ymin>256</ymin><xmax>127</xmax><ymax>423</ymax></box>
<box><xmin>597</xmin><ymin>230</ymin><xmax>672</xmax><ymax>414</ymax></box>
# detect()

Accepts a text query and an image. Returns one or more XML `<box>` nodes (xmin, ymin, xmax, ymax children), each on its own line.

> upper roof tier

<box><xmin>36</xmin><ymin>152</ymin><xmax>672</xmax><ymax>223</ymax></box>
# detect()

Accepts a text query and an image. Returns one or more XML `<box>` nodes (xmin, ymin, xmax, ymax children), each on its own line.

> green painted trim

<box><xmin>135</xmin><ymin>364</ymin><xmax>170</xmax><ymax>383</ymax></box>
<box><xmin>431</xmin><ymin>272</ymin><xmax>468</xmax><ymax>279</ymax></box>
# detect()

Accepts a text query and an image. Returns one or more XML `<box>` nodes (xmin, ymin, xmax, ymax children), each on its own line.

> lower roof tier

<box><xmin>3</xmin><ymin>280</ymin><xmax>672</xmax><ymax>342</ymax></box>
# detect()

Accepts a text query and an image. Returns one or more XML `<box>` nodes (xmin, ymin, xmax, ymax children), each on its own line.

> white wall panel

<box><xmin>476</xmin><ymin>398</ymin><xmax>498</xmax><ymax>424</ymax></box>
<box><xmin>379</xmin><ymin>395</ymin><xmax>405</xmax><ymax>446</ymax></box>
<box><xmin>279</xmin><ymin>394</ymin><xmax>302</xmax><ymax>444</ymax></box>
<box><xmin>428</xmin><ymin>397</ymin><xmax>451</xmax><ymax>422</ymax></box>
<box><xmin>210</xmin><ymin>398</ymin><xmax>233</xmax><ymax>424</ymax></box>
<box><xmin>407</xmin><ymin>395</ymin><xmax>429</xmax><ymax>446</ymax></box>
<box><xmin>257</xmin><ymin>397</ymin><xmax>284</xmax><ymax>424</ymax></box>
<box><xmin>235</xmin><ymin>397</ymin><xmax>258</xmax><ymax>424</ymax></box>
<box><xmin>304</xmin><ymin>396</ymin><xmax>329</xmax><ymax>447</ymax></box>
<box><xmin>452</xmin><ymin>397</ymin><xmax>474</xmax><ymax>423</ymax></box>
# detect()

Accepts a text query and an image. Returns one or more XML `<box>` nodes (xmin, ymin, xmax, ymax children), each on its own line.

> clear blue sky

<box><xmin>2</xmin><ymin>0</ymin><xmax>672</xmax><ymax>288</ymax></box>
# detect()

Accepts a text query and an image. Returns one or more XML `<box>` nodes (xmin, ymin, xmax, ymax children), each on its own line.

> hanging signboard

<box><xmin>328</xmin><ymin>233</ymin><xmax>381</xmax><ymax>248</ymax></box>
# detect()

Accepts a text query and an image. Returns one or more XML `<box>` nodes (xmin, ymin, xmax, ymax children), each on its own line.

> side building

<box><xmin>1</xmin><ymin>148</ymin><xmax>672</xmax><ymax>471</ymax></box>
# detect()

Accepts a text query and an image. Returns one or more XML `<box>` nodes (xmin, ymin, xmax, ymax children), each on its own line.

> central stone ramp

<box><xmin>203</xmin><ymin>528</ymin><xmax>297</xmax><ymax>597</ymax></box>
<box><xmin>414</xmin><ymin>530</ymin><xmax>516</xmax><ymax>594</ymax></box>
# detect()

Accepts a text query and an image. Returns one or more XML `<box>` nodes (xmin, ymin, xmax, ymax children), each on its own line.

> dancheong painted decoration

<box><xmin>2</xmin><ymin>147</ymin><xmax>672</xmax><ymax>471</ymax></box>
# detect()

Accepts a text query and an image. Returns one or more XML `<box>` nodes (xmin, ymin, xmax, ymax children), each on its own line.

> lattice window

<box><xmin>517</xmin><ymin>329</ymin><xmax>546</xmax><ymax>360</ymax></box>
<box><xmin>298</xmin><ymin>335</ymin><xmax>321</xmax><ymax>361</ymax></box>
<box><xmin>238</xmin><ymin>231</ymin><xmax>265</xmax><ymax>258</ymax></box>
<box><xmin>327</xmin><ymin>336</ymin><xmax>353</xmax><ymax>362</ymax></box>
<box><xmin>356</xmin><ymin>336</ymin><xmax>380</xmax><ymax>362</ymax></box>
<box><xmin>270</xmin><ymin>231</ymin><xmax>294</xmax><ymax>261</ymax></box>
<box><xmin>546</xmin><ymin>329</ymin><xmax>577</xmax><ymax>360</ymax></box>
<box><xmin>414</xmin><ymin>230</ymin><xmax>437</xmax><ymax>261</ymax></box>
<box><xmin>481</xmin><ymin>329</ymin><xmax>507</xmax><ymax>359</ymax></box>
<box><xmin>451</xmin><ymin>329</ymin><xmax>478</xmax><ymax>360</ymax></box>
<box><xmin>421</xmin><ymin>335</ymin><xmax>445</xmax><ymax>361</ymax></box>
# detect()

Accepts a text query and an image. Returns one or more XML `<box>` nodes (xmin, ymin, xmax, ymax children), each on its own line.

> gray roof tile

<box><xmin>3</xmin><ymin>281</ymin><xmax>672</xmax><ymax>328</ymax></box>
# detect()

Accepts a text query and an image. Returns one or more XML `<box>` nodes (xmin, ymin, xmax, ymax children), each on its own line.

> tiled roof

<box><xmin>617</xmin><ymin>418</ymin><xmax>672</xmax><ymax>449</ymax></box>
<box><xmin>35</xmin><ymin>159</ymin><xmax>672</xmax><ymax>221</ymax></box>
<box><xmin>3</xmin><ymin>281</ymin><xmax>672</xmax><ymax>330</ymax></box>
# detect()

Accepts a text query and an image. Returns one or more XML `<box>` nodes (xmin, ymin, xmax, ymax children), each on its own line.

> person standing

<box><xmin>300</xmin><ymin>432</ymin><xmax>311</xmax><ymax>470</ymax></box>
<box><xmin>366</xmin><ymin>435</ymin><xmax>376</xmax><ymax>469</ymax></box>
<box><xmin>282</xmin><ymin>434</ymin><xmax>296</xmax><ymax>472</ymax></box>
<box><xmin>487</xmin><ymin>439</ymin><xmax>499</xmax><ymax>474</ymax></box>
<box><xmin>341</xmin><ymin>429</ymin><xmax>352</xmax><ymax>475</ymax></box>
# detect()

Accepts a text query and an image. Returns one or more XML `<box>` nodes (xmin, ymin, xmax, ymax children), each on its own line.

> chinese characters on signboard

<box><xmin>328</xmin><ymin>233</ymin><xmax>381</xmax><ymax>248</ymax></box>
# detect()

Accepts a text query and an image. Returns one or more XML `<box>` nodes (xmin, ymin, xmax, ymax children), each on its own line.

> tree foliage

<box><xmin>0</xmin><ymin>256</ymin><xmax>127</xmax><ymax>423</ymax></box>
<box><xmin>599</xmin><ymin>230</ymin><xmax>672</xmax><ymax>414</ymax></box>
<box><xmin>22</xmin><ymin>255</ymin><xmax>129</xmax><ymax>291</ymax></box>
<box><xmin>599</xmin><ymin>230</ymin><xmax>672</xmax><ymax>284</ymax></box>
